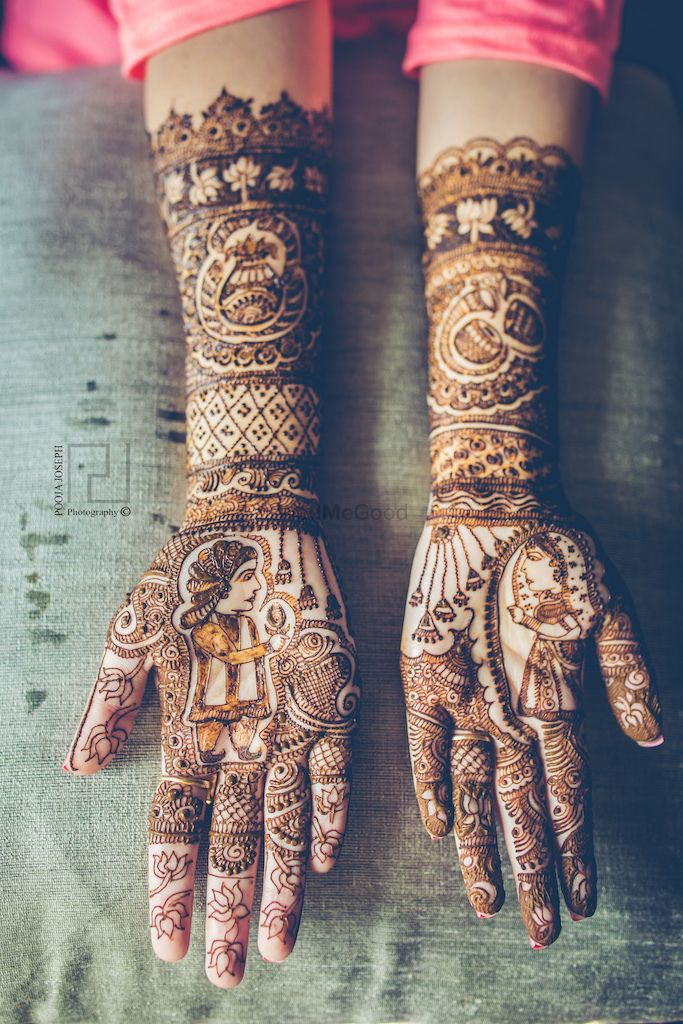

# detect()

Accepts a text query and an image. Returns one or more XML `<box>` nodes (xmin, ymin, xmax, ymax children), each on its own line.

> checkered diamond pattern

<box><xmin>187</xmin><ymin>381</ymin><xmax>320</xmax><ymax>468</ymax></box>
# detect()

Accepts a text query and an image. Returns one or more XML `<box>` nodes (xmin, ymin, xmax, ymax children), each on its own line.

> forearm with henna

<box><xmin>400</xmin><ymin>137</ymin><xmax>662</xmax><ymax>946</ymax></box>
<box><xmin>420</xmin><ymin>137</ymin><xmax>578</xmax><ymax>516</ymax></box>
<box><xmin>66</xmin><ymin>82</ymin><xmax>359</xmax><ymax>983</ymax></box>
<box><xmin>150</xmin><ymin>89</ymin><xmax>330</xmax><ymax>534</ymax></box>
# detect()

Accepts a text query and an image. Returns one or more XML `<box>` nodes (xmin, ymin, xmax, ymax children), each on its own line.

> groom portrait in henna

<box><xmin>180</xmin><ymin>540</ymin><xmax>272</xmax><ymax>764</ymax></box>
<box><xmin>52</xmin><ymin>0</ymin><xmax>672</xmax><ymax>994</ymax></box>
<box><xmin>64</xmin><ymin>4</ymin><xmax>361</xmax><ymax>987</ymax></box>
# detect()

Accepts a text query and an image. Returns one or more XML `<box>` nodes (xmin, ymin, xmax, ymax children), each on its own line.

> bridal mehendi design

<box><xmin>149</xmin><ymin>850</ymin><xmax>192</xmax><ymax>897</ymax></box>
<box><xmin>450</xmin><ymin>736</ymin><xmax>504</xmax><ymax>916</ymax></box>
<box><xmin>149</xmin><ymin>88</ymin><xmax>331</xmax><ymax>526</ymax></box>
<box><xmin>65</xmin><ymin>88</ymin><xmax>359</xmax><ymax>987</ymax></box>
<box><xmin>594</xmin><ymin>601</ymin><xmax>662</xmax><ymax>742</ymax></box>
<box><xmin>401</xmin><ymin>138</ymin><xmax>662</xmax><ymax>948</ymax></box>
<box><xmin>417</xmin><ymin>138</ymin><xmax>583</xmax><ymax>513</ymax></box>
<box><xmin>206</xmin><ymin>876</ymin><xmax>251</xmax><ymax>979</ymax></box>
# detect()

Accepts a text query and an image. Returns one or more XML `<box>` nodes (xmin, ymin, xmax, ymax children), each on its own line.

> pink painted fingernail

<box><xmin>477</xmin><ymin>912</ymin><xmax>494</xmax><ymax>919</ymax></box>
<box><xmin>529</xmin><ymin>939</ymin><xmax>545</xmax><ymax>950</ymax></box>
<box><xmin>62</xmin><ymin>761</ymin><xmax>72</xmax><ymax>772</ymax></box>
<box><xmin>638</xmin><ymin>736</ymin><xmax>664</xmax><ymax>748</ymax></box>
<box><xmin>569</xmin><ymin>911</ymin><xmax>585</xmax><ymax>922</ymax></box>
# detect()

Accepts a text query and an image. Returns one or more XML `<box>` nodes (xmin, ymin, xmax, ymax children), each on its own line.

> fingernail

<box><xmin>430</xmin><ymin>835</ymin><xmax>439</xmax><ymax>842</ymax></box>
<box><xmin>638</xmin><ymin>736</ymin><xmax>664</xmax><ymax>748</ymax></box>
<box><xmin>569</xmin><ymin>911</ymin><xmax>585</xmax><ymax>922</ymax></box>
<box><xmin>476</xmin><ymin>912</ymin><xmax>494</xmax><ymax>919</ymax></box>
<box><xmin>529</xmin><ymin>939</ymin><xmax>546</xmax><ymax>950</ymax></box>
<box><xmin>62</xmin><ymin>761</ymin><xmax>72</xmax><ymax>772</ymax></box>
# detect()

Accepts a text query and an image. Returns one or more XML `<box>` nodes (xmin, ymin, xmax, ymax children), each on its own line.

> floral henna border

<box><xmin>147</xmin><ymin>89</ymin><xmax>334</xmax><ymax>525</ymax></box>
<box><xmin>417</xmin><ymin>138</ymin><xmax>582</xmax><ymax>512</ymax></box>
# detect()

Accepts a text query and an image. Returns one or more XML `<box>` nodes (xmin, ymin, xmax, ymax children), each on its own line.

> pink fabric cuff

<box><xmin>401</xmin><ymin>0</ymin><xmax>625</xmax><ymax>102</ymax></box>
<box><xmin>110</xmin><ymin>0</ymin><xmax>303</xmax><ymax>80</ymax></box>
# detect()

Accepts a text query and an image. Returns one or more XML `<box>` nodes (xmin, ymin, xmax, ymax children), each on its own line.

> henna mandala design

<box><xmin>148</xmin><ymin>90</ymin><xmax>332</xmax><ymax>523</ymax></box>
<box><xmin>400</xmin><ymin>137</ymin><xmax>663</xmax><ymax>949</ymax></box>
<box><xmin>66</xmin><ymin>87</ymin><xmax>360</xmax><ymax>984</ymax></box>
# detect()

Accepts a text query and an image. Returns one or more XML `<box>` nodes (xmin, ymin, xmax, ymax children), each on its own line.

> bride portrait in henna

<box><xmin>2</xmin><ymin>0</ymin><xmax>680</xmax><ymax>1019</ymax></box>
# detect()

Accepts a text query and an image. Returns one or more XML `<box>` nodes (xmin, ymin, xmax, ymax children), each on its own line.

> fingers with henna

<box><xmin>535</xmin><ymin>719</ymin><xmax>596</xmax><ymax>920</ymax></box>
<box><xmin>148</xmin><ymin>776</ymin><xmax>208</xmax><ymax>962</ymax></box>
<box><xmin>405</xmin><ymin>704</ymin><xmax>454</xmax><ymax>839</ymax></box>
<box><xmin>494</xmin><ymin>738</ymin><xmax>561</xmax><ymax>948</ymax></box>
<box><xmin>308</xmin><ymin>736</ymin><xmax>351</xmax><ymax>874</ymax></box>
<box><xmin>205</xmin><ymin>766</ymin><xmax>264</xmax><ymax>988</ymax></box>
<box><xmin>594</xmin><ymin>598</ymin><xmax>663</xmax><ymax>746</ymax></box>
<box><xmin>258</xmin><ymin>758</ymin><xmax>310</xmax><ymax>962</ymax></box>
<box><xmin>64</xmin><ymin>647</ymin><xmax>150</xmax><ymax>775</ymax></box>
<box><xmin>451</xmin><ymin>733</ymin><xmax>505</xmax><ymax>918</ymax></box>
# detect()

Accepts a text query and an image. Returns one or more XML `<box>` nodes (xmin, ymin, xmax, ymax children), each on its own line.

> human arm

<box><xmin>64</xmin><ymin>1</ymin><xmax>360</xmax><ymax>986</ymax></box>
<box><xmin>400</xmin><ymin>59</ymin><xmax>662</xmax><ymax>949</ymax></box>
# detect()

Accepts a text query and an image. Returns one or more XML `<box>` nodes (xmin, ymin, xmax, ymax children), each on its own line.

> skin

<box><xmin>401</xmin><ymin>58</ymin><xmax>664</xmax><ymax>950</ymax></box>
<box><xmin>217</xmin><ymin>559</ymin><xmax>260</xmax><ymax>614</ymax></box>
<box><xmin>143</xmin><ymin>1</ymin><xmax>332</xmax><ymax>133</ymax></box>
<box><xmin>65</xmin><ymin>1</ymin><xmax>362</xmax><ymax>989</ymax></box>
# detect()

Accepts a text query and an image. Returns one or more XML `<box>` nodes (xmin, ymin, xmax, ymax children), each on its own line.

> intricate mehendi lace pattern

<box><xmin>67</xmin><ymin>90</ymin><xmax>359</xmax><ymax>985</ymax></box>
<box><xmin>400</xmin><ymin>139</ymin><xmax>662</xmax><ymax>948</ymax></box>
<box><xmin>149</xmin><ymin>90</ymin><xmax>332</xmax><ymax>527</ymax></box>
<box><xmin>418</xmin><ymin>138</ymin><xmax>582</xmax><ymax>513</ymax></box>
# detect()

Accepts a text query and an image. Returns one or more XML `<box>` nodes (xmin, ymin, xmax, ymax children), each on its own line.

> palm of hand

<box><xmin>66</xmin><ymin>523</ymin><xmax>359</xmax><ymax>983</ymax></box>
<box><xmin>400</xmin><ymin>514</ymin><xmax>661</xmax><ymax>946</ymax></box>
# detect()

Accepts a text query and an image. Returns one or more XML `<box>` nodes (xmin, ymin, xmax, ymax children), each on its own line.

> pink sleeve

<box><xmin>1</xmin><ymin>0</ymin><xmax>121</xmax><ymax>73</ymax></box>
<box><xmin>401</xmin><ymin>0</ymin><xmax>625</xmax><ymax>102</ymax></box>
<box><xmin>109</xmin><ymin>0</ymin><xmax>303</xmax><ymax>81</ymax></box>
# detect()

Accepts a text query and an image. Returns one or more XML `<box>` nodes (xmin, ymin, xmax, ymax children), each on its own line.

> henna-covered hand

<box><xmin>66</xmin><ymin>523</ymin><xmax>358</xmax><ymax>977</ymax></box>
<box><xmin>401</xmin><ymin>515</ymin><xmax>661</xmax><ymax>946</ymax></box>
<box><xmin>401</xmin><ymin>138</ymin><xmax>663</xmax><ymax>949</ymax></box>
<box><xmin>65</xmin><ymin>88</ymin><xmax>360</xmax><ymax>985</ymax></box>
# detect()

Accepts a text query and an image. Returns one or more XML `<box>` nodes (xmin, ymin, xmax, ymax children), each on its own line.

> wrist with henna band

<box><xmin>148</xmin><ymin>89</ymin><xmax>333</xmax><ymax>533</ymax></box>
<box><xmin>416</xmin><ymin>137</ymin><xmax>583</xmax><ymax>520</ymax></box>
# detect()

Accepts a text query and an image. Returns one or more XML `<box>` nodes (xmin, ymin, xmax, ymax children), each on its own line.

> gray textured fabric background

<box><xmin>0</xmin><ymin>35</ymin><xmax>681</xmax><ymax>1024</ymax></box>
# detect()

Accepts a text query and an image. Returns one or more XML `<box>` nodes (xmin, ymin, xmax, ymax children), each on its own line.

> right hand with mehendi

<box><xmin>400</xmin><ymin>137</ymin><xmax>663</xmax><ymax>948</ymax></box>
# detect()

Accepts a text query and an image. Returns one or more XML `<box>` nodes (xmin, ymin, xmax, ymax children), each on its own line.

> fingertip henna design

<box><xmin>595</xmin><ymin>602</ymin><xmax>662</xmax><ymax>743</ymax></box>
<box><xmin>70</xmin><ymin>85</ymin><xmax>359</xmax><ymax>983</ymax></box>
<box><xmin>450</xmin><ymin>737</ymin><xmax>505</xmax><ymax>916</ymax></box>
<box><xmin>401</xmin><ymin>136</ymin><xmax>659</xmax><ymax>947</ymax></box>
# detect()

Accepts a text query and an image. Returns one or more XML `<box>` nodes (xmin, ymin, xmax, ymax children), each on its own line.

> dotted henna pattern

<box><xmin>400</xmin><ymin>138</ymin><xmax>662</xmax><ymax>948</ymax></box>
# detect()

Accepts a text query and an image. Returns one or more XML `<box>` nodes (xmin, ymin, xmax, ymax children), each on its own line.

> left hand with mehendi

<box><xmin>400</xmin><ymin>512</ymin><xmax>661</xmax><ymax>947</ymax></box>
<box><xmin>64</xmin><ymin>86</ymin><xmax>361</xmax><ymax>986</ymax></box>
<box><xmin>65</xmin><ymin>520</ymin><xmax>358</xmax><ymax>980</ymax></box>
